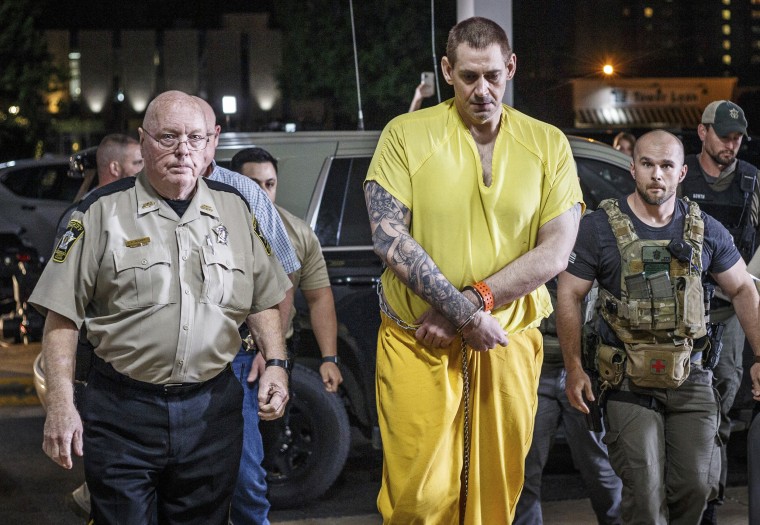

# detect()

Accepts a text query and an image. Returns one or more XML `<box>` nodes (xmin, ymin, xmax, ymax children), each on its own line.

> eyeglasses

<box><xmin>140</xmin><ymin>127</ymin><xmax>209</xmax><ymax>151</ymax></box>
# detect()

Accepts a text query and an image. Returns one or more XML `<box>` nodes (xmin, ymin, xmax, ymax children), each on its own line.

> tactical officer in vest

<box><xmin>678</xmin><ymin>100</ymin><xmax>759</xmax><ymax>523</ymax></box>
<box><xmin>557</xmin><ymin>130</ymin><xmax>760</xmax><ymax>524</ymax></box>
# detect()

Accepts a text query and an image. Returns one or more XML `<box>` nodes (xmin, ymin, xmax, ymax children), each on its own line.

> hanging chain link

<box><xmin>460</xmin><ymin>338</ymin><xmax>471</xmax><ymax>525</ymax></box>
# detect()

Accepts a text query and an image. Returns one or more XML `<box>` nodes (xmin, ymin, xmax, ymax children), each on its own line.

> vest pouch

<box><xmin>624</xmin><ymin>340</ymin><xmax>692</xmax><ymax>389</ymax></box>
<box><xmin>596</xmin><ymin>343</ymin><xmax>627</xmax><ymax>388</ymax></box>
<box><xmin>628</xmin><ymin>298</ymin><xmax>679</xmax><ymax>331</ymax></box>
<box><xmin>675</xmin><ymin>275</ymin><xmax>707</xmax><ymax>338</ymax></box>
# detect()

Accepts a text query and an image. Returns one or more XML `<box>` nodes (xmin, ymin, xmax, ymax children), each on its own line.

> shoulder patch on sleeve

<box><xmin>252</xmin><ymin>215</ymin><xmax>273</xmax><ymax>255</ymax></box>
<box><xmin>52</xmin><ymin>219</ymin><xmax>85</xmax><ymax>263</ymax></box>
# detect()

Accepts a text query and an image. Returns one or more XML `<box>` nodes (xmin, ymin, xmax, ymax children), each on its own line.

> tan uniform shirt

<box><xmin>30</xmin><ymin>172</ymin><xmax>290</xmax><ymax>384</ymax></box>
<box><xmin>276</xmin><ymin>205</ymin><xmax>330</xmax><ymax>338</ymax></box>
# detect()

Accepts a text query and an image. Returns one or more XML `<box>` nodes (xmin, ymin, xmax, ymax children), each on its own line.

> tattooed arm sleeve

<box><xmin>364</xmin><ymin>181</ymin><xmax>478</xmax><ymax>327</ymax></box>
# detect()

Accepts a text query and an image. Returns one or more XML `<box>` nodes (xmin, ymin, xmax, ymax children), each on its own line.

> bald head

<box><xmin>143</xmin><ymin>90</ymin><xmax>203</xmax><ymax>131</ymax></box>
<box><xmin>633</xmin><ymin>130</ymin><xmax>685</xmax><ymax>164</ymax></box>
<box><xmin>192</xmin><ymin>96</ymin><xmax>221</xmax><ymax>169</ymax></box>
<box><xmin>192</xmin><ymin>96</ymin><xmax>218</xmax><ymax>134</ymax></box>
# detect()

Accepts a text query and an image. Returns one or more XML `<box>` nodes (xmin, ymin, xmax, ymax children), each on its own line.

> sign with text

<box><xmin>572</xmin><ymin>77</ymin><xmax>738</xmax><ymax>128</ymax></box>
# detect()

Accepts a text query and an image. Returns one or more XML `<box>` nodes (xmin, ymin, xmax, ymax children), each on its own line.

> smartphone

<box><xmin>420</xmin><ymin>71</ymin><xmax>435</xmax><ymax>97</ymax></box>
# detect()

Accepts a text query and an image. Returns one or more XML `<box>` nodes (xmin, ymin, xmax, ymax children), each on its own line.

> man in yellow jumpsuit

<box><xmin>364</xmin><ymin>16</ymin><xmax>584</xmax><ymax>525</ymax></box>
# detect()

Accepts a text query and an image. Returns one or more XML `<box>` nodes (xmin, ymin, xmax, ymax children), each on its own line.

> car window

<box><xmin>313</xmin><ymin>155</ymin><xmax>632</xmax><ymax>247</ymax></box>
<box><xmin>1</xmin><ymin>165</ymin><xmax>81</xmax><ymax>202</ymax></box>
<box><xmin>576</xmin><ymin>157</ymin><xmax>635</xmax><ymax>210</ymax></box>
<box><xmin>315</xmin><ymin>157</ymin><xmax>373</xmax><ymax>247</ymax></box>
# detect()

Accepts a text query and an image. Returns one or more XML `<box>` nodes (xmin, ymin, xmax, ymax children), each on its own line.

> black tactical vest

<box><xmin>682</xmin><ymin>156</ymin><xmax>757</xmax><ymax>260</ymax></box>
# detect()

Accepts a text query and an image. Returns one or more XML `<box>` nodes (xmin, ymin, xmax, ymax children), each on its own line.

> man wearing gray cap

<box><xmin>679</xmin><ymin>100</ymin><xmax>759</xmax><ymax>524</ymax></box>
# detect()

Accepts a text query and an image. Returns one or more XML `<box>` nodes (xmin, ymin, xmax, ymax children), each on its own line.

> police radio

<box><xmin>667</xmin><ymin>239</ymin><xmax>693</xmax><ymax>263</ymax></box>
<box><xmin>740</xmin><ymin>172</ymin><xmax>757</xmax><ymax>194</ymax></box>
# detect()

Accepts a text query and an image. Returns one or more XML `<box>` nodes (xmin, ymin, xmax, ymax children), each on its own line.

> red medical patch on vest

<box><xmin>650</xmin><ymin>359</ymin><xmax>667</xmax><ymax>375</ymax></box>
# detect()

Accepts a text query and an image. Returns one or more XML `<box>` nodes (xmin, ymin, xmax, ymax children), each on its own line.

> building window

<box><xmin>722</xmin><ymin>9</ymin><xmax>731</xmax><ymax>20</ymax></box>
<box><xmin>753</xmin><ymin>40</ymin><xmax>760</xmax><ymax>49</ymax></box>
<box><xmin>722</xmin><ymin>0</ymin><xmax>730</xmax><ymax>4</ymax></box>
<box><xmin>723</xmin><ymin>40</ymin><xmax>731</xmax><ymax>50</ymax></box>
<box><xmin>723</xmin><ymin>24</ymin><xmax>732</xmax><ymax>35</ymax></box>
<box><xmin>644</xmin><ymin>7</ymin><xmax>654</xmax><ymax>18</ymax></box>
<box><xmin>722</xmin><ymin>54</ymin><xmax>732</xmax><ymax>65</ymax></box>
<box><xmin>752</xmin><ymin>9</ymin><xmax>760</xmax><ymax>18</ymax></box>
<box><xmin>68</xmin><ymin>51</ymin><xmax>81</xmax><ymax>101</ymax></box>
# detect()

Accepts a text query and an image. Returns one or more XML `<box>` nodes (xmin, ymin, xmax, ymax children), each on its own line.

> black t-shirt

<box><xmin>567</xmin><ymin>197</ymin><xmax>740</xmax><ymax>298</ymax></box>
<box><xmin>165</xmin><ymin>197</ymin><xmax>192</xmax><ymax>218</ymax></box>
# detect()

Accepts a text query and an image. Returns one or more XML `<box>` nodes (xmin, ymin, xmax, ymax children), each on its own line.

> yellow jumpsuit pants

<box><xmin>376</xmin><ymin>314</ymin><xmax>543</xmax><ymax>525</ymax></box>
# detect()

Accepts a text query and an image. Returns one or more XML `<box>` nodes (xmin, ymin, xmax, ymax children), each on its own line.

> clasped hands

<box><xmin>414</xmin><ymin>307</ymin><xmax>509</xmax><ymax>351</ymax></box>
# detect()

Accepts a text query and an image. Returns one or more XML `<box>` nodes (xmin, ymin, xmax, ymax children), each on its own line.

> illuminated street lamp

<box><xmin>602</xmin><ymin>64</ymin><xmax>614</xmax><ymax>76</ymax></box>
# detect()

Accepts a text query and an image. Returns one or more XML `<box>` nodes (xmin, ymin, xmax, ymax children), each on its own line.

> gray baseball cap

<box><xmin>701</xmin><ymin>100</ymin><xmax>749</xmax><ymax>138</ymax></box>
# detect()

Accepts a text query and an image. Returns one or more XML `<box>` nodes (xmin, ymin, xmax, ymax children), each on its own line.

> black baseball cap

<box><xmin>701</xmin><ymin>100</ymin><xmax>749</xmax><ymax>139</ymax></box>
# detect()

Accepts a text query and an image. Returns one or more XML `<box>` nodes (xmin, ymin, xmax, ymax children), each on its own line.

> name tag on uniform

<box><xmin>125</xmin><ymin>237</ymin><xmax>151</xmax><ymax>248</ymax></box>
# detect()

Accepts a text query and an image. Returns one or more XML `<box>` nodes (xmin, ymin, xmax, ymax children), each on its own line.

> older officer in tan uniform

<box><xmin>29</xmin><ymin>90</ymin><xmax>291</xmax><ymax>525</ymax></box>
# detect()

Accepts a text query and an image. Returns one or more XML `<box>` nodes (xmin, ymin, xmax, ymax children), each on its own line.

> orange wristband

<box><xmin>472</xmin><ymin>281</ymin><xmax>494</xmax><ymax>312</ymax></box>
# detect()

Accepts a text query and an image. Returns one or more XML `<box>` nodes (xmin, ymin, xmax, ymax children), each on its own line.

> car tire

<box><xmin>260</xmin><ymin>362</ymin><xmax>351</xmax><ymax>508</ymax></box>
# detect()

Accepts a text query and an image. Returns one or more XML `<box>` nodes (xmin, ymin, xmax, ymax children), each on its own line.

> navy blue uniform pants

<box><xmin>81</xmin><ymin>361</ymin><xmax>244</xmax><ymax>525</ymax></box>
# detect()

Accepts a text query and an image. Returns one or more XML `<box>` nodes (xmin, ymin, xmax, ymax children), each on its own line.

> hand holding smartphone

<box><xmin>420</xmin><ymin>72</ymin><xmax>435</xmax><ymax>98</ymax></box>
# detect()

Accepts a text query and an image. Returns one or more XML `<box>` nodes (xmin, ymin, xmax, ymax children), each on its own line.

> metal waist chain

<box><xmin>376</xmin><ymin>281</ymin><xmax>420</xmax><ymax>331</ymax></box>
<box><xmin>375</xmin><ymin>281</ymin><xmax>471</xmax><ymax>523</ymax></box>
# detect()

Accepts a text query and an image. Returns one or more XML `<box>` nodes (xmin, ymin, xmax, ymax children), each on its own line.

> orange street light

<box><xmin>602</xmin><ymin>64</ymin><xmax>614</xmax><ymax>76</ymax></box>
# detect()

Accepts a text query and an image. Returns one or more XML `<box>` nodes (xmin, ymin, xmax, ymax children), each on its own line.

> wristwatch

<box><xmin>321</xmin><ymin>355</ymin><xmax>339</xmax><ymax>365</ymax></box>
<box><xmin>265</xmin><ymin>358</ymin><xmax>293</xmax><ymax>374</ymax></box>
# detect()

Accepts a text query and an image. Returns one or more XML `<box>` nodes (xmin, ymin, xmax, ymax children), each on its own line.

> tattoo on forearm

<box><xmin>365</xmin><ymin>182</ymin><xmax>475</xmax><ymax>324</ymax></box>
